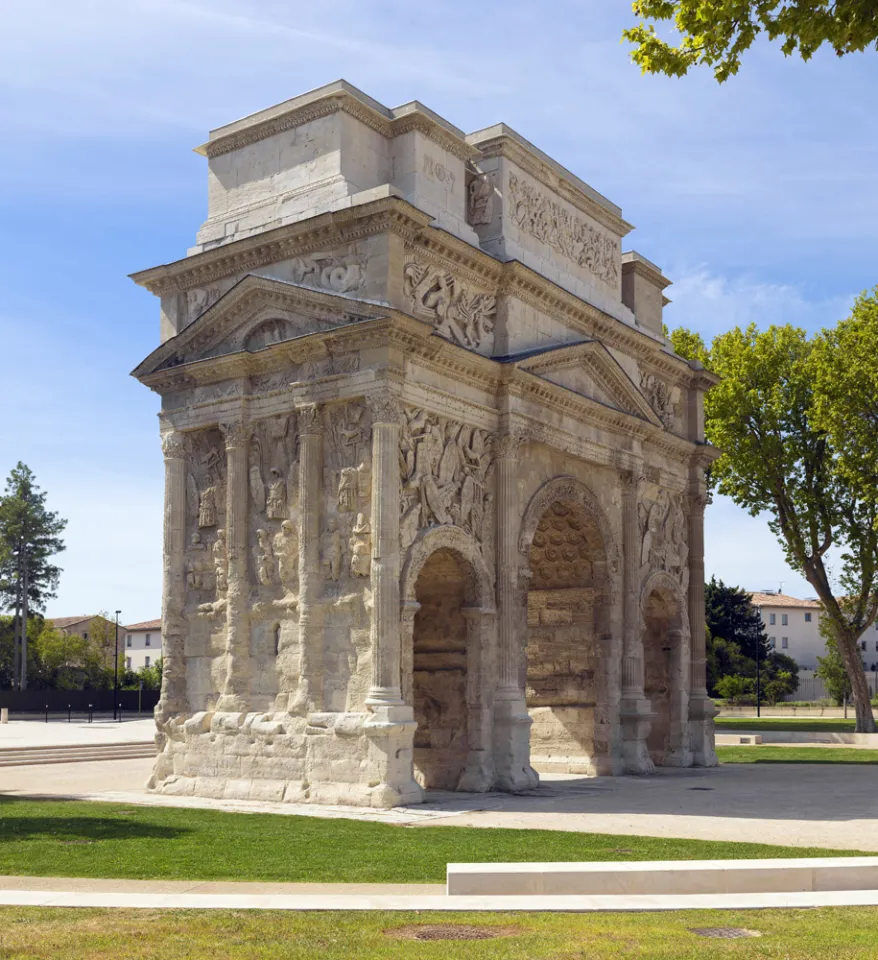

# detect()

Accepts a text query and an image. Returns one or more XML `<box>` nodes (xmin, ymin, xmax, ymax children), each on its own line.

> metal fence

<box><xmin>0</xmin><ymin>688</ymin><xmax>160</xmax><ymax>721</ymax></box>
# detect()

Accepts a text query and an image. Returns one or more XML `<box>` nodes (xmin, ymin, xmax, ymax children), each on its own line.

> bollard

<box><xmin>118</xmin><ymin>702</ymin><xmax>123</xmax><ymax>723</ymax></box>
<box><xmin>0</xmin><ymin>708</ymin><xmax>7</xmax><ymax>724</ymax></box>
<box><xmin>45</xmin><ymin>704</ymin><xmax>49</xmax><ymax>723</ymax></box>
<box><xmin>68</xmin><ymin>705</ymin><xmax>72</xmax><ymax>723</ymax></box>
<box><xmin>88</xmin><ymin>704</ymin><xmax>93</xmax><ymax>724</ymax></box>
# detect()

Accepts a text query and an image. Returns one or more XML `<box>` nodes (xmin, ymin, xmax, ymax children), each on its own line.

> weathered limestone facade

<box><xmin>132</xmin><ymin>81</ymin><xmax>719</xmax><ymax>808</ymax></box>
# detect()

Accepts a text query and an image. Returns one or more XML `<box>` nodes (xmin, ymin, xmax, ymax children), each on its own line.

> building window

<box><xmin>862</xmin><ymin>642</ymin><xmax>867</xmax><ymax>651</ymax></box>
<box><xmin>781</xmin><ymin>637</ymin><xmax>789</xmax><ymax>649</ymax></box>
<box><xmin>145</xmin><ymin>634</ymin><xmax>151</xmax><ymax>647</ymax></box>
<box><xmin>769</xmin><ymin>614</ymin><xmax>776</xmax><ymax>625</ymax></box>
<box><xmin>781</xmin><ymin>614</ymin><xmax>789</xmax><ymax>626</ymax></box>
<box><xmin>145</xmin><ymin>656</ymin><xmax>150</xmax><ymax>668</ymax></box>
<box><xmin>126</xmin><ymin>658</ymin><xmax>132</xmax><ymax>670</ymax></box>
<box><xmin>805</xmin><ymin>613</ymin><xmax>812</xmax><ymax>623</ymax></box>
<box><xmin>83</xmin><ymin>632</ymin><xmax>88</xmax><ymax>640</ymax></box>
<box><xmin>126</xmin><ymin>637</ymin><xmax>132</xmax><ymax>648</ymax></box>
<box><xmin>769</xmin><ymin>637</ymin><xmax>776</xmax><ymax>649</ymax></box>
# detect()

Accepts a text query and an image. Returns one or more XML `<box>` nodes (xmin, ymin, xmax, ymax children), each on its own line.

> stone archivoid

<box><xmin>132</xmin><ymin>81</ymin><xmax>720</xmax><ymax>808</ymax></box>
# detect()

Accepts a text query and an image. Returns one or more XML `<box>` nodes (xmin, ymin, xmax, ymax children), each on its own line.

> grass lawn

<box><xmin>717</xmin><ymin>745</ymin><xmax>878</xmax><ymax>764</ymax></box>
<box><xmin>0</xmin><ymin>798</ymin><xmax>865</xmax><ymax>883</ymax></box>
<box><xmin>716</xmin><ymin>718</ymin><xmax>857</xmax><ymax>732</ymax></box>
<box><xmin>1</xmin><ymin>907</ymin><xmax>877</xmax><ymax>959</ymax></box>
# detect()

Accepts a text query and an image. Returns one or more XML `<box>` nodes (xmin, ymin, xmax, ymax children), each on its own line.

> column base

<box><xmin>457</xmin><ymin>752</ymin><xmax>495</xmax><ymax>793</ymax></box>
<box><xmin>619</xmin><ymin>698</ymin><xmax>656</xmax><ymax>775</ymax></box>
<box><xmin>689</xmin><ymin>695</ymin><xmax>719</xmax><ymax>767</ymax></box>
<box><xmin>492</xmin><ymin>697</ymin><xmax>539</xmax><ymax>792</ymax></box>
<box><xmin>363</xmin><ymin>703</ymin><xmax>424</xmax><ymax>806</ymax></box>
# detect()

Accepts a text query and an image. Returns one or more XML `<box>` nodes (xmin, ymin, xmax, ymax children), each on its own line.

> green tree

<box><xmin>624</xmin><ymin>1</ymin><xmax>878</xmax><ymax>82</ymax></box>
<box><xmin>815</xmin><ymin>616</ymin><xmax>861</xmax><ymax>706</ymax></box>
<box><xmin>0</xmin><ymin>464</ymin><xmax>67</xmax><ymax>690</ymax></box>
<box><xmin>673</xmin><ymin>322</ymin><xmax>878</xmax><ymax>731</ymax></box>
<box><xmin>706</xmin><ymin>576</ymin><xmax>770</xmax><ymax>663</ymax></box>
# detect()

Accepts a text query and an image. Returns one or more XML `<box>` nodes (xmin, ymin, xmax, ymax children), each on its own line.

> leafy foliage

<box><xmin>671</xmin><ymin>311</ymin><xmax>878</xmax><ymax>730</ymax></box>
<box><xmin>624</xmin><ymin>1</ymin><xmax>878</xmax><ymax>82</ymax></box>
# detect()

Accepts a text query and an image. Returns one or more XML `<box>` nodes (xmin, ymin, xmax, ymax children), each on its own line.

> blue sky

<box><xmin>1</xmin><ymin>1</ymin><xmax>875</xmax><ymax>623</ymax></box>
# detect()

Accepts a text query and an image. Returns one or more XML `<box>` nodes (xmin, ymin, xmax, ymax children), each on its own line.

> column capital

<box><xmin>219</xmin><ymin>420</ymin><xmax>250</xmax><ymax>449</ymax></box>
<box><xmin>161</xmin><ymin>431</ymin><xmax>187</xmax><ymax>460</ymax></box>
<box><xmin>296</xmin><ymin>403</ymin><xmax>323</xmax><ymax>436</ymax></box>
<box><xmin>366</xmin><ymin>391</ymin><xmax>402</xmax><ymax>425</ymax></box>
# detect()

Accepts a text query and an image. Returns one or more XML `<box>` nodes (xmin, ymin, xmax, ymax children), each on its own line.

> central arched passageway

<box><xmin>524</xmin><ymin>497</ymin><xmax>611</xmax><ymax>775</ymax></box>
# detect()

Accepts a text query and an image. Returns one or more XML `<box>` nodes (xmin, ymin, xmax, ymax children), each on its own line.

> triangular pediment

<box><xmin>514</xmin><ymin>340</ymin><xmax>662</xmax><ymax>426</ymax></box>
<box><xmin>132</xmin><ymin>274</ymin><xmax>385</xmax><ymax>379</ymax></box>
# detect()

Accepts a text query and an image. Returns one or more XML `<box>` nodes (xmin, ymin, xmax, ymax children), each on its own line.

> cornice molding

<box><xmin>197</xmin><ymin>91</ymin><xmax>478</xmax><ymax>162</ymax></box>
<box><xmin>130</xmin><ymin>198</ymin><xmax>432</xmax><ymax>297</ymax></box>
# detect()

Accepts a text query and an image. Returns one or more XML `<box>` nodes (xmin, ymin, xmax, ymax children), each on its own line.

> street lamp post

<box><xmin>113</xmin><ymin>610</ymin><xmax>121</xmax><ymax>721</ymax></box>
<box><xmin>756</xmin><ymin>643</ymin><xmax>762</xmax><ymax>719</ymax></box>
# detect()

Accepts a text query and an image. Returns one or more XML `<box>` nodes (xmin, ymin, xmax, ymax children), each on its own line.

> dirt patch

<box><xmin>689</xmin><ymin>927</ymin><xmax>762</xmax><ymax>939</ymax></box>
<box><xmin>386</xmin><ymin>924</ymin><xmax>519</xmax><ymax>941</ymax></box>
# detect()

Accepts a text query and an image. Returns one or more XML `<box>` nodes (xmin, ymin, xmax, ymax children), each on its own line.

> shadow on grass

<box><xmin>725</xmin><ymin>759</ymin><xmax>876</xmax><ymax>765</ymax></box>
<box><xmin>0</xmin><ymin>798</ymin><xmax>187</xmax><ymax>844</ymax></box>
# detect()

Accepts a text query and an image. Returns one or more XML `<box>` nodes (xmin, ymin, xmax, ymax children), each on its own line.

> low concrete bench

<box><xmin>446</xmin><ymin>858</ymin><xmax>878</xmax><ymax>896</ymax></box>
<box><xmin>715</xmin><ymin>733</ymin><xmax>763</xmax><ymax>745</ymax></box>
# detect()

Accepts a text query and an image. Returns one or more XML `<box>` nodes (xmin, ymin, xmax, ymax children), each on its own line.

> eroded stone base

<box><xmin>149</xmin><ymin>709</ymin><xmax>423</xmax><ymax>808</ymax></box>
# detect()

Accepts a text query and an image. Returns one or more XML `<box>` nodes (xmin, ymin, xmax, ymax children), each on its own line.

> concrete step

<box><xmin>446</xmin><ymin>857</ymin><xmax>878</xmax><ymax>897</ymax></box>
<box><xmin>716</xmin><ymin>733</ymin><xmax>763</xmax><ymax>745</ymax></box>
<box><xmin>0</xmin><ymin>742</ymin><xmax>155</xmax><ymax>767</ymax></box>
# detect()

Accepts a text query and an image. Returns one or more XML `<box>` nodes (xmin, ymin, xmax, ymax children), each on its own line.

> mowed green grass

<box><xmin>716</xmin><ymin>717</ymin><xmax>858</xmax><ymax>732</ymax></box>
<box><xmin>0</xmin><ymin>798</ymin><xmax>864</xmax><ymax>883</ymax></box>
<box><xmin>1</xmin><ymin>907</ymin><xmax>877</xmax><ymax>959</ymax></box>
<box><xmin>717</xmin><ymin>745</ymin><xmax>878</xmax><ymax>764</ymax></box>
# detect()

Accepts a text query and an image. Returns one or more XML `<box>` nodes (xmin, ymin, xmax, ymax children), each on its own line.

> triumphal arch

<box><xmin>132</xmin><ymin>81</ymin><xmax>719</xmax><ymax>807</ymax></box>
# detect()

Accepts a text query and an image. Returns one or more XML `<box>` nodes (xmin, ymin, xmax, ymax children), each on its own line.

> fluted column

<box><xmin>688</xmin><ymin>471</ymin><xmax>718</xmax><ymax>766</ymax></box>
<box><xmin>216</xmin><ymin>420</ymin><xmax>251</xmax><ymax>712</ymax></box>
<box><xmin>619</xmin><ymin>469</ymin><xmax>655</xmax><ymax>773</ymax></box>
<box><xmin>158</xmin><ymin>430</ymin><xmax>188</xmax><ymax>721</ymax></box>
<box><xmin>366</xmin><ymin>393</ymin><xmax>404</xmax><ymax>705</ymax></box>
<box><xmin>492</xmin><ymin>429</ymin><xmax>538</xmax><ymax>791</ymax></box>
<box><xmin>290</xmin><ymin>403</ymin><xmax>323</xmax><ymax>715</ymax></box>
<box><xmin>362</xmin><ymin>389</ymin><xmax>421</xmax><ymax>807</ymax></box>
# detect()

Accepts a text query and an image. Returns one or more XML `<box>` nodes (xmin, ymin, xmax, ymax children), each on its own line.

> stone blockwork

<box><xmin>133</xmin><ymin>81</ymin><xmax>720</xmax><ymax>808</ymax></box>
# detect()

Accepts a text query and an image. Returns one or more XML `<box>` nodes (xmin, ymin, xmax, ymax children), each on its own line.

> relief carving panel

<box><xmin>507</xmin><ymin>172</ymin><xmax>619</xmax><ymax>286</ymax></box>
<box><xmin>403</xmin><ymin>259</ymin><xmax>496</xmax><ymax>351</ymax></box>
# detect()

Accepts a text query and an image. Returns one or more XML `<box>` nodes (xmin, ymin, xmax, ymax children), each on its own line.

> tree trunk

<box><xmin>19</xmin><ymin>545</ymin><xmax>28</xmax><ymax>692</ymax></box>
<box><xmin>837</xmin><ymin>628</ymin><xmax>876</xmax><ymax>733</ymax></box>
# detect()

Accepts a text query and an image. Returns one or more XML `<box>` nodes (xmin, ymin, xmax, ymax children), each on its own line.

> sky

<box><xmin>1</xmin><ymin>1</ymin><xmax>875</xmax><ymax>623</ymax></box>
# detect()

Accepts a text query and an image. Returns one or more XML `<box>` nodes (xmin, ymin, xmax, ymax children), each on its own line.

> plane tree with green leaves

<box><xmin>670</xmin><ymin>301</ymin><xmax>878</xmax><ymax>732</ymax></box>
<box><xmin>624</xmin><ymin>1</ymin><xmax>878</xmax><ymax>82</ymax></box>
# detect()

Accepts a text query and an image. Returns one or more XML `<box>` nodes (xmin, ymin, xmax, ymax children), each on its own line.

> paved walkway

<box><xmin>3</xmin><ymin>759</ymin><xmax>877</xmax><ymax>851</ymax></box>
<box><xmin>0</xmin><ymin>719</ymin><xmax>154</xmax><ymax>749</ymax></box>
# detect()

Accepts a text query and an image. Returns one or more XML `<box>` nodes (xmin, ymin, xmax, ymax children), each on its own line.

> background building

<box><xmin>124</xmin><ymin>619</ymin><xmax>162</xmax><ymax>672</ymax></box>
<box><xmin>48</xmin><ymin>615</ymin><xmax>123</xmax><ymax>671</ymax></box>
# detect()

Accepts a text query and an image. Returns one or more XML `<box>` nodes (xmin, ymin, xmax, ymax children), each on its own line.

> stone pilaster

<box><xmin>687</xmin><ymin>472</ymin><xmax>718</xmax><ymax>766</ymax></box>
<box><xmin>664</xmin><ymin>627</ymin><xmax>694</xmax><ymax>767</ymax></box>
<box><xmin>458</xmin><ymin>606</ymin><xmax>496</xmax><ymax>792</ymax></box>
<box><xmin>157</xmin><ymin>430</ymin><xmax>188</xmax><ymax>721</ymax></box>
<box><xmin>619</xmin><ymin>470</ymin><xmax>655</xmax><ymax>773</ymax></box>
<box><xmin>492</xmin><ymin>429</ymin><xmax>538</xmax><ymax>791</ymax></box>
<box><xmin>290</xmin><ymin>403</ymin><xmax>324</xmax><ymax>715</ymax></box>
<box><xmin>214</xmin><ymin>420</ymin><xmax>251</xmax><ymax>712</ymax></box>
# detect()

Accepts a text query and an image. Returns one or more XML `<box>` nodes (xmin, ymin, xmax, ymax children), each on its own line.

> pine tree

<box><xmin>0</xmin><ymin>463</ymin><xmax>67</xmax><ymax>690</ymax></box>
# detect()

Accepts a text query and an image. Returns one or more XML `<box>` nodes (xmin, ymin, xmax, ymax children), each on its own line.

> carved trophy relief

<box><xmin>186</xmin><ymin>279</ymin><xmax>235</xmax><ymax>323</ymax></box>
<box><xmin>638</xmin><ymin>489</ymin><xmax>688</xmax><ymax>586</ymax></box>
<box><xmin>399</xmin><ymin>405</ymin><xmax>495</xmax><ymax>554</ymax></box>
<box><xmin>321</xmin><ymin>519</ymin><xmax>345</xmax><ymax>582</ymax></box>
<box><xmin>185</xmin><ymin>532</ymin><xmax>211</xmax><ymax>591</ymax></box>
<box><xmin>250</xmin><ymin>368</ymin><xmax>299</xmax><ymax>396</ymax></box>
<box><xmin>326</xmin><ymin>402</ymin><xmax>372</xmax><ymax>517</ymax></box>
<box><xmin>349</xmin><ymin>514</ymin><xmax>372</xmax><ymax>578</ymax></box>
<box><xmin>507</xmin><ymin>172</ymin><xmax>619</xmax><ymax>286</ymax></box>
<box><xmin>289</xmin><ymin>252</ymin><xmax>367</xmax><ymax>294</ymax></box>
<box><xmin>467</xmin><ymin>172</ymin><xmax>494</xmax><ymax>225</ymax></box>
<box><xmin>640</xmin><ymin>370</ymin><xmax>680</xmax><ymax>431</ymax></box>
<box><xmin>274</xmin><ymin>521</ymin><xmax>299</xmax><ymax>595</ymax></box>
<box><xmin>213</xmin><ymin>529</ymin><xmax>228</xmax><ymax>597</ymax></box>
<box><xmin>254</xmin><ymin>529</ymin><xmax>277</xmax><ymax>586</ymax></box>
<box><xmin>403</xmin><ymin>259</ymin><xmax>496</xmax><ymax>351</ymax></box>
<box><xmin>186</xmin><ymin>430</ymin><xmax>225</xmax><ymax>533</ymax></box>
<box><xmin>299</xmin><ymin>353</ymin><xmax>359</xmax><ymax>381</ymax></box>
<box><xmin>250</xmin><ymin>416</ymin><xmax>297</xmax><ymax>519</ymax></box>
